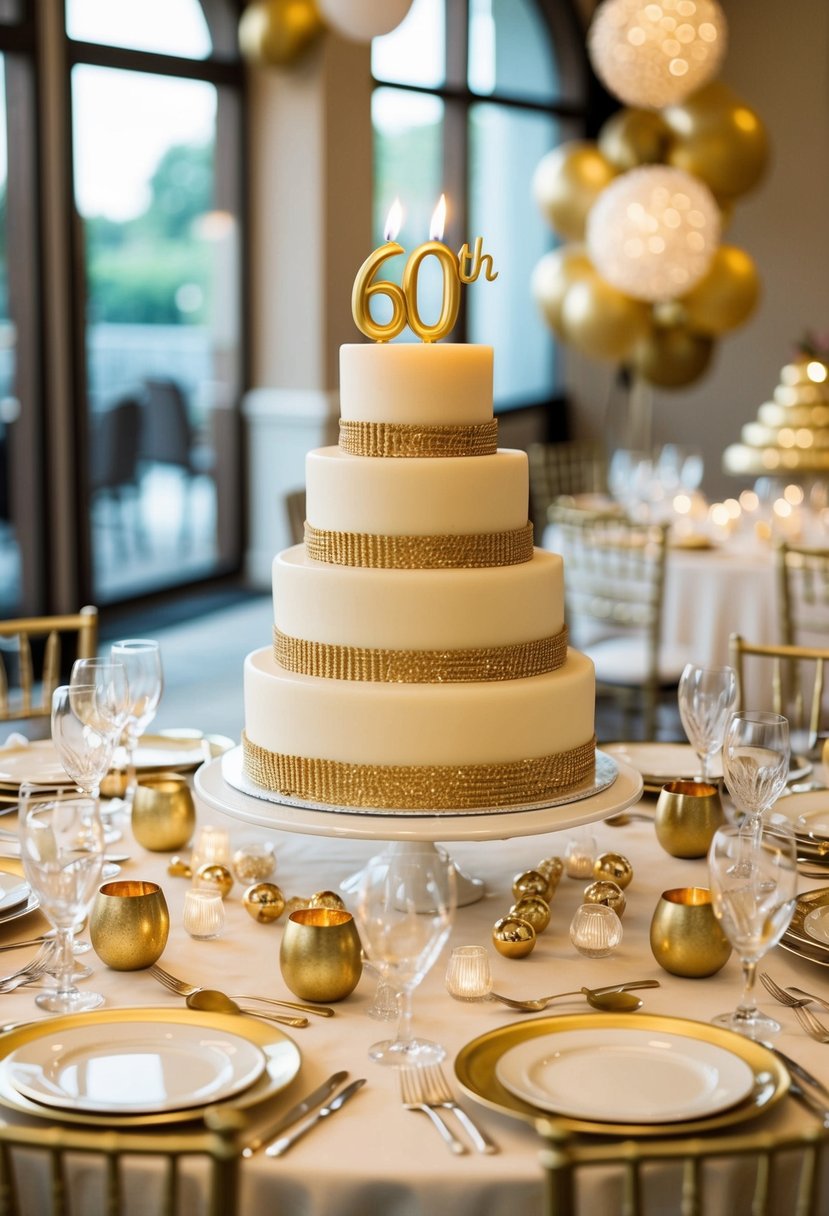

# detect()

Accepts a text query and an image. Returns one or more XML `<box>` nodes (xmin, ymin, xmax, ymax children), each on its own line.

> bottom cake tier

<box><xmin>242</xmin><ymin>646</ymin><xmax>596</xmax><ymax>810</ymax></box>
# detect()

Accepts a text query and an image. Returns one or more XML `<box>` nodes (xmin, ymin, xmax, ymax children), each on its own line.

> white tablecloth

<box><xmin>0</xmin><ymin>769</ymin><xmax>827</xmax><ymax>1215</ymax></box>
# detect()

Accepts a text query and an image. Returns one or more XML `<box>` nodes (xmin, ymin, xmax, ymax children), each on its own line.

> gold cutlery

<box><xmin>0</xmin><ymin>936</ymin><xmax>50</xmax><ymax>953</ymax></box>
<box><xmin>265</xmin><ymin>1077</ymin><xmax>366</xmax><ymax>1156</ymax></box>
<box><xmin>400</xmin><ymin>1068</ymin><xmax>466</xmax><ymax>1155</ymax></box>
<box><xmin>183</xmin><ymin>988</ymin><xmax>309</xmax><ymax>1029</ymax></box>
<box><xmin>242</xmin><ymin>1070</ymin><xmax>349</xmax><ymax>1157</ymax></box>
<box><xmin>148</xmin><ymin>961</ymin><xmax>333</xmax><ymax>1017</ymax></box>
<box><xmin>485</xmin><ymin>978</ymin><xmax>660</xmax><ymax>1013</ymax></box>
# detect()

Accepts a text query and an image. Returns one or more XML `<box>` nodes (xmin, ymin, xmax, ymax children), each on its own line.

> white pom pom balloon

<box><xmin>317</xmin><ymin>0</ymin><xmax>414</xmax><ymax>42</ymax></box>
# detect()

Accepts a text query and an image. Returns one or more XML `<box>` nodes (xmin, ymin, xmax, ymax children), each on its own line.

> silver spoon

<box><xmin>185</xmin><ymin>988</ymin><xmax>309</xmax><ymax>1029</ymax></box>
<box><xmin>487</xmin><ymin>979</ymin><xmax>659</xmax><ymax>1013</ymax></box>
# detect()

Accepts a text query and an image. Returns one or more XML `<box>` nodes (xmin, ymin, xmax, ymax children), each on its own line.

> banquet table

<box><xmin>1</xmin><ymin>761</ymin><xmax>829</xmax><ymax>1216</ymax></box>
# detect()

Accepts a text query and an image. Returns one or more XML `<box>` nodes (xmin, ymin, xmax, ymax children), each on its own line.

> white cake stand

<box><xmin>194</xmin><ymin>747</ymin><xmax>643</xmax><ymax>906</ymax></box>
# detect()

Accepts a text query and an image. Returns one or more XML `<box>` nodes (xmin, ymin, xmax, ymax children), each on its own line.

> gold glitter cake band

<box><xmin>242</xmin><ymin>732</ymin><xmax>596</xmax><ymax>811</ymax></box>
<box><xmin>273</xmin><ymin>624</ymin><xmax>569</xmax><ymax>683</ymax></box>
<box><xmin>304</xmin><ymin>520</ymin><xmax>534</xmax><ymax>569</ymax></box>
<box><xmin>339</xmin><ymin>419</ymin><xmax>499</xmax><ymax>458</ymax></box>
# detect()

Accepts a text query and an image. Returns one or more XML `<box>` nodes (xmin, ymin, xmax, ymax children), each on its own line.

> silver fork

<box><xmin>399</xmin><ymin>1068</ymin><xmax>467</xmax><ymax>1155</ymax></box>
<box><xmin>418</xmin><ymin>1065</ymin><xmax>498</xmax><ymax>1154</ymax></box>
<box><xmin>759</xmin><ymin>971</ymin><xmax>810</xmax><ymax>1008</ymax></box>
<box><xmin>0</xmin><ymin>944</ymin><xmax>55</xmax><ymax>992</ymax></box>
<box><xmin>148</xmin><ymin>963</ymin><xmax>333</xmax><ymax>1017</ymax></box>
<box><xmin>793</xmin><ymin>1004</ymin><xmax>829</xmax><ymax>1043</ymax></box>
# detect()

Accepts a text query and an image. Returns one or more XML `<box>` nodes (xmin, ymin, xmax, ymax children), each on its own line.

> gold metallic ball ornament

<box><xmin>679</xmin><ymin>245</ymin><xmax>761</xmax><ymax>336</ymax></box>
<box><xmin>196</xmin><ymin>863</ymin><xmax>234</xmax><ymax>899</ymax></box>
<box><xmin>584</xmin><ymin>879</ymin><xmax>627</xmax><ymax>919</ymax></box>
<box><xmin>537</xmin><ymin>855</ymin><xmax>564</xmax><ymax>897</ymax></box>
<box><xmin>492</xmin><ymin>916</ymin><xmax>536</xmax><ymax>959</ymax></box>
<box><xmin>509</xmin><ymin>896</ymin><xmax>551</xmax><ymax>934</ymax></box>
<box><xmin>309</xmin><ymin>890</ymin><xmax>346</xmax><ymax>911</ymax></box>
<box><xmin>532</xmin><ymin>142</ymin><xmax>616</xmax><ymax>242</ymax></box>
<box><xmin>243</xmin><ymin>882</ymin><xmax>286</xmax><ymax>924</ymax></box>
<box><xmin>664</xmin><ymin>82</ymin><xmax>769</xmax><ymax>200</ymax></box>
<box><xmin>561</xmin><ymin>271</ymin><xmax>651</xmax><ymax>363</ymax></box>
<box><xmin>512</xmin><ymin>869</ymin><xmax>550</xmax><ymax>902</ymax></box>
<box><xmin>593</xmin><ymin>852</ymin><xmax>633</xmax><ymax>890</ymax></box>
<box><xmin>629</xmin><ymin>320</ymin><xmax>715</xmax><ymax>389</ymax></box>
<box><xmin>238</xmin><ymin>0</ymin><xmax>325</xmax><ymax>67</ymax></box>
<box><xmin>598</xmin><ymin>108</ymin><xmax>672</xmax><ymax>171</ymax></box>
<box><xmin>531</xmin><ymin>245</ymin><xmax>594</xmax><ymax>337</ymax></box>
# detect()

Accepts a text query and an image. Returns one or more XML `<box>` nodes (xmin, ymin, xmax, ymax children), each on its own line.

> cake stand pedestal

<box><xmin>194</xmin><ymin>747</ymin><xmax>643</xmax><ymax>907</ymax></box>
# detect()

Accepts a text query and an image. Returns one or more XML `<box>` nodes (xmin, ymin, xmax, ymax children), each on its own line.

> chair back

<box><xmin>90</xmin><ymin>397</ymin><xmax>142</xmax><ymax>494</ymax></box>
<box><xmin>537</xmin><ymin>1116</ymin><xmax>829</xmax><ymax>1216</ymax></box>
<box><xmin>729</xmin><ymin>631</ymin><xmax>829</xmax><ymax>752</ymax></box>
<box><xmin>285</xmin><ymin>488</ymin><xmax>306</xmax><ymax>547</ymax></box>
<box><xmin>777</xmin><ymin>540</ymin><xmax>829</xmax><ymax>646</ymax></box>
<box><xmin>528</xmin><ymin>441</ymin><xmax>606</xmax><ymax>536</ymax></box>
<box><xmin>140</xmin><ymin>379</ymin><xmax>194</xmax><ymax>471</ymax></box>
<box><xmin>0</xmin><ymin>606</ymin><xmax>98</xmax><ymax>722</ymax></box>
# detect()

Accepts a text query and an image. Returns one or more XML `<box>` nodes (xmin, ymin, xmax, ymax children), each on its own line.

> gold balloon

<box><xmin>531</xmin><ymin>245</ymin><xmax>594</xmax><ymax>337</ymax></box>
<box><xmin>679</xmin><ymin>245</ymin><xmax>761</xmax><ymax>336</ymax></box>
<box><xmin>532</xmin><ymin>142</ymin><xmax>616</xmax><ymax>241</ymax></box>
<box><xmin>239</xmin><ymin>0</ymin><xmax>324</xmax><ymax>67</ymax></box>
<box><xmin>629</xmin><ymin>321</ymin><xmax>715</xmax><ymax>388</ymax></box>
<box><xmin>561</xmin><ymin>271</ymin><xmax>651</xmax><ymax>362</ymax></box>
<box><xmin>598</xmin><ymin>108</ymin><xmax>672</xmax><ymax>171</ymax></box>
<box><xmin>664</xmin><ymin>83</ymin><xmax>769</xmax><ymax>200</ymax></box>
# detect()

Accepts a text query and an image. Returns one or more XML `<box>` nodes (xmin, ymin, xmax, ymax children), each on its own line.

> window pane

<box><xmin>469</xmin><ymin>0</ymin><xmax>560</xmax><ymax>103</ymax></box>
<box><xmin>372</xmin><ymin>0</ymin><xmax>445</xmax><ymax>88</ymax></box>
<box><xmin>72</xmin><ymin>65</ymin><xmax>241</xmax><ymax>603</ymax></box>
<box><xmin>468</xmin><ymin>103</ymin><xmax>559</xmax><ymax>406</ymax></box>
<box><xmin>66</xmin><ymin>0</ymin><xmax>212</xmax><ymax>59</ymax></box>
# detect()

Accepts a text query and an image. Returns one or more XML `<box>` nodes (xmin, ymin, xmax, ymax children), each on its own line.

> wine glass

<box><xmin>51</xmin><ymin>684</ymin><xmax>117</xmax><ymax>802</ymax></box>
<box><xmin>110</xmin><ymin>639</ymin><xmax>163</xmax><ymax>807</ymax></box>
<box><xmin>355</xmin><ymin>843</ymin><xmax>456</xmax><ymax>1066</ymax></box>
<box><xmin>707</xmin><ymin>819</ymin><xmax>797</xmax><ymax>1038</ymax></box>
<box><xmin>722</xmin><ymin>710</ymin><xmax>790</xmax><ymax>838</ymax></box>
<box><xmin>678</xmin><ymin>664</ymin><xmax>738</xmax><ymax>782</ymax></box>
<box><xmin>18</xmin><ymin>785</ymin><xmax>105</xmax><ymax>1013</ymax></box>
<box><xmin>70</xmin><ymin>658</ymin><xmax>130</xmax><ymax>840</ymax></box>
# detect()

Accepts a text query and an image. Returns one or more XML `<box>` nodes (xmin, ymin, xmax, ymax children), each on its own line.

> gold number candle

<box><xmin>351</xmin><ymin>198</ymin><xmax>407</xmax><ymax>342</ymax></box>
<box><xmin>401</xmin><ymin>194</ymin><xmax>461</xmax><ymax>343</ymax></box>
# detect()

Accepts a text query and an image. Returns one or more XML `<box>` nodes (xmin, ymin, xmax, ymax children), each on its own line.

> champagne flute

<box><xmin>355</xmin><ymin>843</ymin><xmax>455</xmax><ymax>1066</ymax></box>
<box><xmin>678</xmin><ymin>664</ymin><xmax>738</xmax><ymax>781</ymax></box>
<box><xmin>722</xmin><ymin>710</ymin><xmax>790</xmax><ymax>840</ymax></box>
<box><xmin>110</xmin><ymin>639</ymin><xmax>163</xmax><ymax>808</ymax></box>
<box><xmin>18</xmin><ymin>786</ymin><xmax>105</xmax><ymax>1013</ymax></box>
<box><xmin>707</xmin><ymin>819</ymin><xmax>797</xmax><ymax>1038</ymax></box>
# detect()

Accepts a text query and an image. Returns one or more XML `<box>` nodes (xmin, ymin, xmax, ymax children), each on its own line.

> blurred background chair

<box><xmin>90</xmin><ymin>395</ymin><xmax>145</xmax><ymax>551</ymax></box>
<box><xmin>777</xmin><ymin>540</ymin><xmax>829</xmax><ymax>647</ymax></box>
<box><xmin>528</xmin><ymin>440</ymin><xmax>607</xmax><ymax>540</ymax></box>
<box><xmin>729</xmin><ymin>631</ymin><xmax>829</xmax><ymax>756</ymax></box>
<box><xmin>0</xmin><ymin>606</ymin><xmax>98</xmax><ymax>725</ymax></box>
<box><xmin>285</xmin><ymin>488</ymin><xmax>306</xmax><ymax>546</ymax></box>
<box><xmin>551</xmin><ymin>506</ymin><xmax>689</xmax><ymax>739</ymax></box>
<box><xmin>140</xmin><ymin>378</ymin><xmax>215</xmax><ymax>549</ymax></box>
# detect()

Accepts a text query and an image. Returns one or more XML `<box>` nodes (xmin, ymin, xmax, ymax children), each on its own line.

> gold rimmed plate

<box><xmin>133</xmin><ymin>731</ymin><xmax>235</xmax><ymax>774</ymax></box>
<box><xmin>603</xmin><ymin>742</ymin><xmax>812</xmax><ymax>795</ymax></box>
<box><xmin>0</xmin><ymin>1007</ymin><xmax>301</xmax><ymax>1128</ymax></box>
<box><xmin>454</xmin><ymin>1012</ymin><xmax>787</xmax><ymax>1137</ymax></box>
<box><xmin>779</xmin><ymin>886</ymin><xmax>829</xmax><ymax>965</ymax></box>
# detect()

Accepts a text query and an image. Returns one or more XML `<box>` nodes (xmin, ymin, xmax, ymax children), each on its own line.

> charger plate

<box><xmin>779</xmin><ymin>886</ymin><xmax>829</xmax><ymax>965</ymax></box>
<box><xmin>0</xmin><ymin>1007</ymin><xmax>301</xmax><ymax>1128</ymax></box>
<box><xmin>454</xmin><ymin>1012</ymin><xmax>787</xmax><ymax>1137</ymax></box>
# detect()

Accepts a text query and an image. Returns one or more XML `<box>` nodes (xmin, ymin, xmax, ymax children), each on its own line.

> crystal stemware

<box><xmin>722</xmin><ymin>710</ymin><xmax>790</xmax><ymax>836</ymax></box>
<box><xmin>51</xmin><ymin>684</ymin><xmax>117</xmax><ymax>801</ymax></box>
<box><xmin>677</xmin><ymin>663</ymin><xmax>738</xmax><ymax>782</ymax></box>
<box><xmin>355</xmin><ymin>843</ymin><xmax>455</xmax><ymax>1066</ymax></box>
<box><xmin>18</xmin><ymin>786</ymin><xmax>105</xmax><ymax>1013</ymax></box>
<box><xmin>707</xmin><ymin>819</ymin><xmax>797</xmax><ymax>1038</ymax></box>
<box><xmin>109</xmin><ymin>639</ymin><xmax>164</xmax><ymax>808</ymax></box>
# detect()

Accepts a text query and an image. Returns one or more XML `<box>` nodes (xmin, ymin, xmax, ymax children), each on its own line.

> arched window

<box><xmin>371</xmin><ymin>0</ymin><xmax>588</xmax><ymax>413</ymax></box>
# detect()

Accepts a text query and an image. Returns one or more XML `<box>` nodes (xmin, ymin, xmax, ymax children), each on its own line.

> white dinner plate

<box><xmin>776</xmin><ymin>789</ymin><xmax>829</xmax><ymax>840</ymax></box>
<box><xmin>6</xmin><ymin>1021</ymin><xmax>267</xmax><ymax>1115</ymax></box>
<box><xmin>0</xmin><ymin>869</ymin><xmax>30</xmax><ymax>916</ymax></box>
<box><xmin>0</xmin><ymin>741</ymin><xmax>72</xmax><ymax>788</ymax></box>
<box><xmin>494</xmin><ymin>1028</ymin><xmax>755</xmax><ymax>1123</ymax></box>
<box><xmin>603</xmin><ymin>741</ymin><xmax>811</xmax><ymax>788</ymax></box>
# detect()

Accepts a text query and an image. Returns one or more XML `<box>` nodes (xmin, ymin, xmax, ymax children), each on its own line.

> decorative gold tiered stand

<box><xmin>724</xmin><ymin>351</ymin><xmax>829</xmax><ymax>478</ymax></box>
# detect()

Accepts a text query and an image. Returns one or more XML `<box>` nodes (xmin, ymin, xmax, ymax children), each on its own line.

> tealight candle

<box><xmin>445</xmin><ymin>945</ymin><xmax>493</xmax><ymax>1002</ymax></box>
<box><xmin>183</xmin><ymin>889</ymin><xmax>225</xmax><ymax>940</ymax></box>
<box><xmin>190</xmin><ymin>825</ymin><xmax>231</xmax><ymax>875</ymax></box>
<box><xmin>564</xmin><ymin>831</ymin><xmax>597</xmax><ymax>879</ymax></box>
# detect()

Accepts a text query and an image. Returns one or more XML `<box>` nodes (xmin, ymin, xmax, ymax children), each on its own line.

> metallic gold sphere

<box><xmin>238</xmin><ymin>0</ymin><xmax>324</xmax><ymax>67</ymax></box>
<box><xmin>531</xmin><ymin>245</ymin><xmax>594</xmax><ymax>338</ymax></box>
<box><xmin>583</xmin><ymin>879</ymin><xmax>627</xmax><ymax>918</ymax></box>
<box><xmin>532</xmin><ymin>141</ymin><xmax>616</xmax><ymax>241</ymax></box>
<box><xmin>509</xmin><ymin>895</ymin><xmax>551</xmax><ymax>934</ymax></box>
<box><xmin>284</xmin><ymin>895</ymin><xmax>310</xmax><ymax>917</ymax></box>
<box><xmin>243</xmin><ymin>882</ymin><xmax>286</xmax><ymax>924</ymax></box>
<box><xmin>629</xmin><ymin>322</ymin><xmax>715</xmax><ymax>389</ymax></box>
<box><xmin>167</xmin><ymin>855</ymin><xmax>192</xmax><ymax>879</ymax></box>
<box><xmin>537</xmin><ymin>856</ymin><xmax>564</xmax><ymax>896</ymax></box>
<box><xmin>511</xmin><ymin>869</ymin><xmax>550</xmax><ymax>902</ymax></box>
<box><xmin>492</xmin><ymin>916</ymin><xmax>536</xmax><ymax>959</ymax></box>
<box><xmin>309</xmin><ymin>890</ymin><xmax>346</xmax><ymax>911</ymax></box>
<box><xmin>593</xmin><ymin>853</ymin><xmax>633</xmax><ymax>889</ymax></box>
<box><xmin>196</xmin><ymin>863</ymin><xmax>234</xmax><ymax>899</ymax></box>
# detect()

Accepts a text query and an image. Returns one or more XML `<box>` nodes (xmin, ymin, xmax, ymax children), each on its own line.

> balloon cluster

<box><xmin>239</xmin><ymin>0</ymin><xmax>414</xmax><ymax>66</ymax></box>
<box><xmin>532</xmin><ymin>3</ymin><xmax>768</xmax><ymax>389</ymax></box>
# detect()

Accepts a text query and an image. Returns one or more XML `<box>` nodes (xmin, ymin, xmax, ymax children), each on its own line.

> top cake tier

<box><xmin>339</xmin><ymin>343</ymin><xmax>493</xmax><ymax>426</ymax></box>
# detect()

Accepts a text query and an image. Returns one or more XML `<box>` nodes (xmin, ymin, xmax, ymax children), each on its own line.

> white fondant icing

<box><xmin>339</xmin><ymin>343</ymin><xmax>493</xmax><ymax>425</ymax></box>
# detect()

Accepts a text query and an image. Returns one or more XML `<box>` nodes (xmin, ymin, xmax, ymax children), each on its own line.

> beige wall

<box><xmin>567</xmin><ymin>0</ymin><xmax>829</xmax><ymax>500</ymax></box>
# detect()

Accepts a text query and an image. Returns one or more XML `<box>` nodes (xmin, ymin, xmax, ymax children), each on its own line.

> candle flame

<box><xmin>429</xmin><ymin>193</ymin><xmax>447</xmax><ymax>241</ymax></box>
<box><xmin>384</xmin><ymin>198</ymin><xmax>403</xmax><ymax>242</ymax></box>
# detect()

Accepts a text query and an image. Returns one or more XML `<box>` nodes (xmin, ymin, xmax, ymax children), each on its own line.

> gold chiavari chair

<box><xmin>0</xmin><ymin>606</ymin><xmax>98</xmax><ymax>723</ymax></box>
<box><xmin>527</xmin><ymin>441</ymin><xmax>607</xmax><ymax>539</ymax></box>
<box><xmin>729</xmin><ymin>632</ymin><xmax>829</xmax><ymax>754</ymax></box>
<box><xmin>285</xmin><ymin>489</ymin><xmax>306</xmax><ymax>547</ymax></box>
<box><xmin>0</xmin><ymin>1107</ymin><xmax>242</xmax><ymax>1216</ymax></box>
<box><xmin>777</xmin><ymin>540</ymin><xmax>829</xmax><ymax>647</ymax></box>
<box><xmin>537</xmin><ymin>1117</ymin><xmax>829</xmax><ymax>1216</ymax></box>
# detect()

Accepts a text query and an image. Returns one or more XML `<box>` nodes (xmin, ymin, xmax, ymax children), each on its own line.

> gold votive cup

<box><xmin>89</xmin><ymin>880</ymin><xmax>170</xmax><ymax>970</ymax></box>
<box><xmin>131</xmin><ymin>774</ymin><xmax>196</xmax><ymax>853</ymax></box>
<box><xmin>654</xmin><ymin>780</ymin><xmax>725</xmax><ymax>858</ymax></box>
<box><xmin>649</xmin><ymin>886</ymin><xmax>732</xmax><ymax>977</ymax></box>
<box><xmin>279</xmin><ymin>908</ymin><xmax>362</xmax><ymax>1002</ymax></box>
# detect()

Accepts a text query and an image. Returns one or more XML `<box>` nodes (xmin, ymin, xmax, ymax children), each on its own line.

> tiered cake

<box><xmin>724</xmin><ymin>352</ymin><xmax>829</xmax><ymax>476</ymax></box>
<box><xmin>242</xmin><ymin>342</ymin><xmax>596</xmax><ymax>811</ymax></box>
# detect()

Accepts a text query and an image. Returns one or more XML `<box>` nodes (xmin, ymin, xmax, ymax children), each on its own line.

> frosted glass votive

<box><xmin>564</xmin><ymin>831</ymin><xmax>597</xmax><ymax>879</ymax></box>
<box><xmin>569</xmin><ymin>903</ymin><xmax>623</xmax><ymax>958</ymax></box>
<box><xmin>190</xmin><ymin>825</ymin><xmax>232</xmax><ymax>875</ymax></box>
<box><xmin>183</xmin><ymin>889</ymin><xmax>225</xmax><ymax>940</ymax></box>
<box><xmin>445</xmin><ymin>945</ymin><xmax>493</xmax><ymax>1002</ymax></box>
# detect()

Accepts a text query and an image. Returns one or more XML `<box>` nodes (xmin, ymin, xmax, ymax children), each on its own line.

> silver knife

<box><xmin>242</xmin><ymin>1070</ymin><xmax>349</xmax><ymax>1157</ymax></box>
<box><xmin>771</xmin><ymin>1046</ymin><xmax>829</xmax><ymax>1106</ymax></box>
<box><xmin>265</xmin><ymin>1078</ymin><xmax>366</xmax><ymax>1157</ymax></box>
<box><xmin>789</xmin><ymin>1079</ymin><xmax>829</xmax><ymax>1127</ymax></box>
